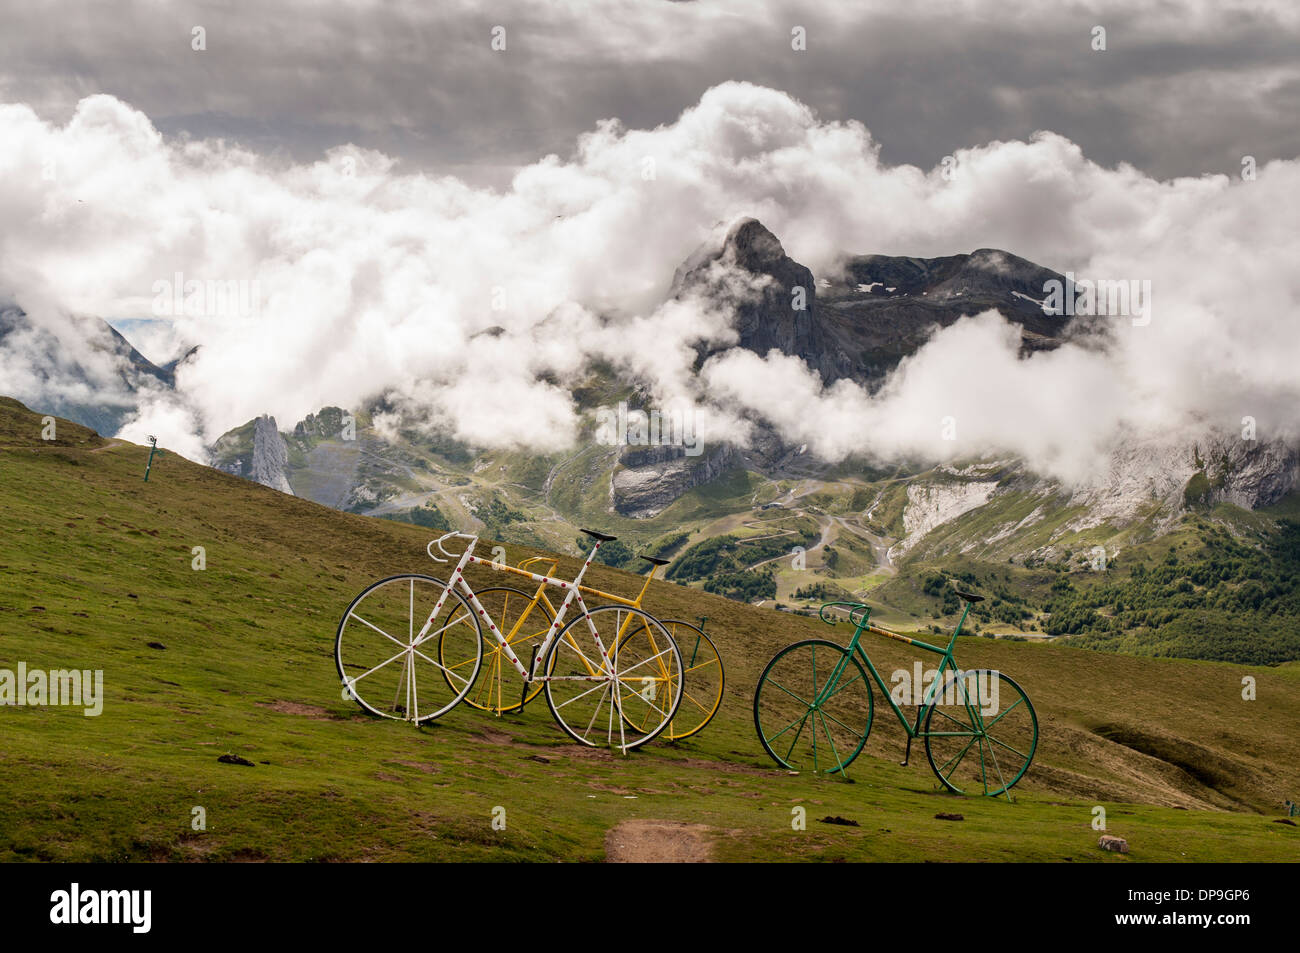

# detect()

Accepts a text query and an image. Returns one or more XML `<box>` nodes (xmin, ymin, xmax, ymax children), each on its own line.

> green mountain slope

<box><xmin>215</xmin><ymin>401</ymin><xmax>1300</xmax><ymax>666</ymax></box>
<box><xmin>2</xmin><ymin>397</ymin><xmax>1297</xmax><ymax>862</ymax></box>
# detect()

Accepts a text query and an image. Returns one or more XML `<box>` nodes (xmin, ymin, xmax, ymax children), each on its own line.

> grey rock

<box><xmin>675</xmin><ymin>219</ymin><xmax>1073</xmax><ymax>387</ymax></box>
<box><xmin>1098</xmin><ymin>834</ymin><xmax>1129</xmax><ymax>853</ymax></box>
<box><xmin>612</xmin><ymin>443</ymin><xmax>738</xmax><ymax>518</ymax></box>
<box><xmin>250</xmin><ymin>415</ymin><xmax>294</xmax><ymax>495</ymax></box>
<box><xmin>675</xmin><ymin>218</ymin><xmax>837</xmax><ymax>380</ymax></box>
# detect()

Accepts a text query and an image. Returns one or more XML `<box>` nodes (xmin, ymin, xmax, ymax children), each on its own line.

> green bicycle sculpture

<box><xmin>753</xmin><ymin>591</ymin><xmax>1037</xmax><ymax>797</ymax></box>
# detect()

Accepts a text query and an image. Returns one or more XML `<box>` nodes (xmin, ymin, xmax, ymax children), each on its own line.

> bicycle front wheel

<box><xmin>336</xmin><ymin>574</ymin><xmax>482</xmax><ymax>723</ymax></box>
<box><xmin>544</xmin><ymin>605</ymin><xmax>682</xmax><ymax>751</ymax></box>
<box><xmin>753</xmin><ymin>639</ymin><xmax>872</xmax><ymax>773</ymax></box>
<box><xmin>923</xmin><ymin>670</ymin><xmax>1037</xmax><ymax>796</ymax></box>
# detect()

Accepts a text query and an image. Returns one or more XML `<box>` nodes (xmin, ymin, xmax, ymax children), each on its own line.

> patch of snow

<box><xmin>1012</xmin><ymin>290</ymin><xmax>1054</xmax><ymax>314</ymax></box>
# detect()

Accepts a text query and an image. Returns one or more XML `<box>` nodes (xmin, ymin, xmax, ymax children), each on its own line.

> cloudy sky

<box><xmin>1</xmin><ymin>0</ymin><xmax>1298</xmax><ymax>479</ymax></box>
<box><xmin>5</xmin><ymin>0</ymin><xmax>1299</xmax><ymax>183</ymax></box>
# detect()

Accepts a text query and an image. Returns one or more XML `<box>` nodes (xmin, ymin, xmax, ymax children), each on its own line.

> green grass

<box><xmin>1</xmin><ymin>397</ymin><xmax>1297</xmax><ymax>862</ymax></box>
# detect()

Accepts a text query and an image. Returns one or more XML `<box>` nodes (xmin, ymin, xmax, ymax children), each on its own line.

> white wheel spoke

<box><xmin>613</xmin><ymin>645</ymin><xmax>674</xmax><ymax>678</ymax></box>
<box><xmin>580</xmin><ymin>683</ymin><xmax>610</xmax><ymax>742</ymax></box>
<box><xmin>349</xmin><ymin>612</ymin><xmax>404</xmax><ymax>649</ymax></box>
<box><xmin>556</xmin><ymin>631</ymin><xmax>606</xmax><ymax>677</ymax></box>
<box><xmin>337</xmin><ymin>576</ymin><xmax>483</xmax><ymax>723</ymax></box>
<box><xmin>412</xmin><ymin>645</ymin><xmax>473</xmax><ymax>688</ymax></box>
<box><xmin>552</xmin><ymin>675</ymin><xmax>615</xmax><ymax>710</ymax></box>
<box><xmin>351</xmin><ymin>646</ymin><xmax>409</xmax><ymax>686</ymax></box>
<box><xmin>412</xmin><ymin>610</ymin><xmax>473</xmax><ymax>650</ymax></box>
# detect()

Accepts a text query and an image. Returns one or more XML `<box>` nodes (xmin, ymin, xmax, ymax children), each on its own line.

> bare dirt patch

<box><xmin>257</xmin><ymin>700</ymin><xmax>340</xmax><ymax>720</ymax></box>
<box><xmin>390</xmin><ymin>760</ymin><xmax>439</xmax><ymax>774</ymax></box>
<box><xmin>604</xmin><ymin>820</ymin><xmax>715</xmax><ymax>863</ymax></box>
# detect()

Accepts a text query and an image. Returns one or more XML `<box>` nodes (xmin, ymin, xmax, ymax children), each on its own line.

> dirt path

<box><xmin>832</xmin><ymin>516</ymin><xmax>895</xmax><ymax>571</ymax></box>
<box><xmin>744</xmin><ymin>511</ymin><xmax>837</xmax><ymax>571</ymax></box>
<box><xmin>604</xmin><ymin>820</ymin><xmax>715</xmax><ymax>863</ymax></box>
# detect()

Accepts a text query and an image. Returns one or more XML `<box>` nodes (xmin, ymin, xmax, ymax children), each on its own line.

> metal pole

<box><xmin>144</xmin><ymin>436</ymin><xmax>159</xmax><ymax>482</ymax></box>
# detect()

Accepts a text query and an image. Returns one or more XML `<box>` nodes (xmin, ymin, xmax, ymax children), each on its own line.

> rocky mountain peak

<box><xmin>720</xmin><ymin>217</ymin><xmax>788</xmax><ymax>271</ymax></box>
<box><xmin>250</xmin><ymin>415</ymin><xmax>294</xmax><ymax>495</ymax></box>
<box><xmin>673</xmin><ymin>217</ymin><xmax>830</xmax><ymax>380</ymax></box>
<box><xmin>673</xmin><ymin>217</ymin><xmax>1074</xmax><ymax>387</ymax></box>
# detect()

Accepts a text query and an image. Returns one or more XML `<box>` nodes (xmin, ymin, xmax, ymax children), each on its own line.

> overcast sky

<box><xmin>3</xmin><ymin>0</ymin><xmax>1297</xmax><ymax>186</ymax></box>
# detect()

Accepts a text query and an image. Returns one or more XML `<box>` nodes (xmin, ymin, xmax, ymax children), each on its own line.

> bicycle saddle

<box><xmin>580</xmin><ymin>528</ymin><xmax>618</xmax><ymax>542</ymax></box>
<box><xmin>639</xmin><ymin>555</ymin><xmax>670</xmax><ymax>566</ymax></box>
<box><xmin>954</xmin><ymin>590</ymin><xmax>984</xmax><ymax>603</ymax></box>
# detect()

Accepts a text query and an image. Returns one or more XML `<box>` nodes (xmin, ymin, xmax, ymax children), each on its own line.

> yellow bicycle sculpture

<box><xmin>439</xmin><ymin>544</ymin><xmax>725</xmax><ymax>742</ymax></box>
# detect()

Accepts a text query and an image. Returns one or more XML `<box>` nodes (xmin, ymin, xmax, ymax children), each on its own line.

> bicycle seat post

<box><xmin>950</xmin><ymin>590</ymin><xmax>983</xmax><ymax>644</ymax></box>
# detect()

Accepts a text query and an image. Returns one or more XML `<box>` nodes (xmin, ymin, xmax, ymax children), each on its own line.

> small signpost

<box><xmin>144</xmin><ymin>436</ymin><xmax>163</xmax><ymax>482</ymax></box>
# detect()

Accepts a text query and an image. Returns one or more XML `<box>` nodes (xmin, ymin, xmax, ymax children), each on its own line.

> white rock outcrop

<box><xmin>251</xmin><ymin>415</ymin><xmax>294</xmax><ymax>495</ymax></box>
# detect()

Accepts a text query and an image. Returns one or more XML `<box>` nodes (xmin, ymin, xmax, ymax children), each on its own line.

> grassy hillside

<box><xmin>1</xmin><ymin>397</ymin><xmax>1297</xmax><ymax>862</ymax></box>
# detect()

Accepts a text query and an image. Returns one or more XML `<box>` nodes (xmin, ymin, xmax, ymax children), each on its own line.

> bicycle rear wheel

<box><xmin>336</xmin><ymin>574</ymin><xmax>482</xmax><ymax>723</ymax></box>
<box><xmin>544</xmin><ymin>605</ymin><xmax>682</xmax><ymax>751</ymax></box>
<box><xmin>753</xmin><ymin>639</ymin><xmax>872</xmax><ymax>773</ymax></box>
<box><xmin>652</xmin><ymin>620</ymin><xmax>724</xmax><ymax>741</ymax></box>
<box><xmin>923</xmin><ymin>670</ymin><xmax>1037</xmax><ymax>796</ymax></box>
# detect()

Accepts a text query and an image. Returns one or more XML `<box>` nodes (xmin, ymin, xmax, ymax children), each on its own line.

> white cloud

<box><xmin>0</xmin><ymin>83</ymin><xmax>1297</xmax><ymax>484</ymax></box>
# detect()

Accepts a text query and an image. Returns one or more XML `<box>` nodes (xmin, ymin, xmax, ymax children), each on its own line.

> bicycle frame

<box><xmin>500</xmin><ymin>553</ymin><xmax>659</xmax><ymax>642</ymax></box>
<box><xmin>423</xmin><ymin>533</ymin><xmax>601</xmax><ymax>683</ymax></box>
<box><xmin>816</xmin><ymin>600</ymin><xmax>975</xmax><ymax>742</ymax></box>
<box><xmin>424</xmin><ymin>533</ymin><xmax>674</xmax><ymax>692</ymax></box>
<box><xmin>753</xmin><ymin>595</ymin><xmax>1034</xmax><ymax>796</ymax></box>
<box><xmin>507</xmin><ymin>558</ymin><xmax>714</xmax><ymax>669</ymax></box>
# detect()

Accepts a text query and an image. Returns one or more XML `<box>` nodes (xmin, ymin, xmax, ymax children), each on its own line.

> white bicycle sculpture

<box><xmin>335</xmin><ymin>530</ymin><xmax>684</xmax><ymax>752</ymax></box>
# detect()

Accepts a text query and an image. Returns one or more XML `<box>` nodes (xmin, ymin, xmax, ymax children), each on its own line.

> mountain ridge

<box><xmin>5</xmin><ymin>219</ymin><xmax>1298</xmax><ymax>655</ymax></box>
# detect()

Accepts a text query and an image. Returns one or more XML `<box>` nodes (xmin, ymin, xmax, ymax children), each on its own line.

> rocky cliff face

<box><xmin>896</xmin><ymin>479</ymin><xmax>1000</xmax><ymax>557</ymax></box>
<box><xmin>250</xmin><ymin>415</ymin><xmax>294</xmax><ymax>495</ymax></box>
<box><xmin>611</xmin><ymin>443</ymin><xmax>739</xmax><ymax>518</ymax></box>
<box><xmin>1061</xmin><ymin>433</ymin><xmax>1298</xmax><ymax>525</ymax></box>
<box><xmin>212</xmin><ymin>414</ymin><xmax>294</xmax><ymax>495</ymax></box>
<box><xmin>1191</xmin><ymin>436</ymin><xmax>1299</xmax><ymax>509</ymax></box>
<box><xmin>674</xmin><ymin>218</ymin><xmax>840</xmax><ymax>380</ymax></box>
<box><xmin>894</xmin><ymin>432</ymin><xmax>1299</xmax><ymax>564</ymax></box>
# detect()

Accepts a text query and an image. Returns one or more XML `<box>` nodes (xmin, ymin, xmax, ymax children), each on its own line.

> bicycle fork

<box><xmin>808</xmin><ymin>650</ymin><xmax>857</xmax><ymax>777</ymax></box>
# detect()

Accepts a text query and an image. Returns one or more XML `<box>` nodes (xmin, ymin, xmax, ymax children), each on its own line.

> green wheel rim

<box><xmin>923</xmin><ymin>670</ymin><xmax>1037</xmax><ymax>796</ymax></box>
<box><xmin>753</xmin><ymin>639</ymin><xmax>872</xmax><ymax>774</ymax></box>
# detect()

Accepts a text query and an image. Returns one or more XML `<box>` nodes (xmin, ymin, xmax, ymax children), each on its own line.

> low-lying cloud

<box><xmin>0</xmin><ymin>81</ymin><xmax>1297</xmax><ymax>484</ymax></box>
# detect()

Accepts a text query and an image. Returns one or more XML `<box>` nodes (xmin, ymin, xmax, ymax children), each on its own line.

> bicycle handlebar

<box><xmin>427</xmin><ymin>531</ymin><xmax>477</xmax><ymax>563</ymax></box>
<box><xmin>818</xmin><ymin>601</ymin><xmax>870</xmax><ymax>628</ymax></box>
